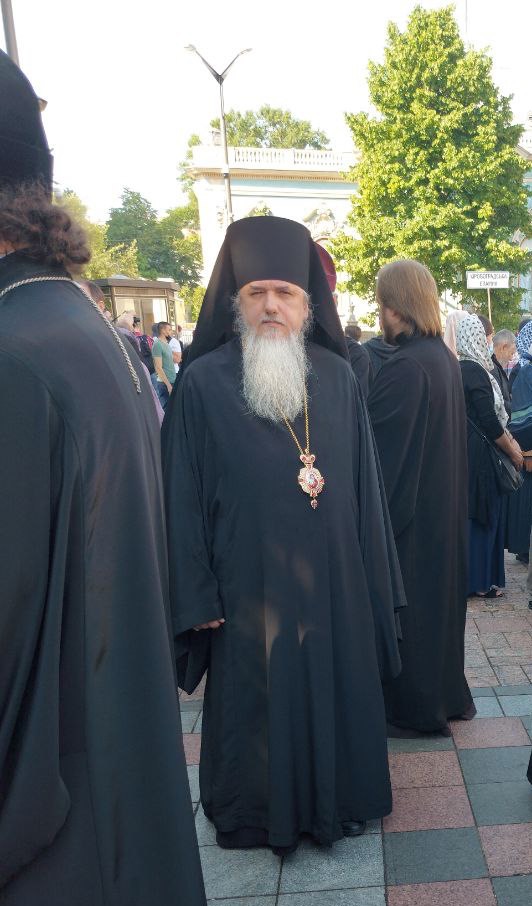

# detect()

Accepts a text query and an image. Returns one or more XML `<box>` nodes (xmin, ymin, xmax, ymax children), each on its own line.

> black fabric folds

<box><xmin>368</xmin><ymin>335</ymin><xmax>473</xmax><ymax>733</ymax></box>
<box><xmin>0</xmin><ymin>253</ymin><xmax>205</xmax><ymax>905</ymax></box>
<box><xmin>0</xmin><ymin>51</ymin><xmax>53</xmax><ymax>192</ymax></box>
<box><xmin>346</xmin><ymin>337</ymin><xmax>373</xmax><ymax>398</ymax></box>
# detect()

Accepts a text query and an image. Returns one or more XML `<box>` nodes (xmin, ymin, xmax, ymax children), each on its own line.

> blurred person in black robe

<box><xmin>344</xmin><ymin>324</ymin><xmax>373</xmax><ymax>398</ymax></box>
<box><xmin>0</xmin><ymin>51</ymin><xmax>205</xmax><ymax>906</ymax></box>
<box><xmin>162</xmin><ymin>216</ymin><xmax>406</xmax><ymax>854</ymax></box>
<box><xmin>368</xmin><ymin>260</ymin><xmax>474</xmax><ymax>736</ymax></box>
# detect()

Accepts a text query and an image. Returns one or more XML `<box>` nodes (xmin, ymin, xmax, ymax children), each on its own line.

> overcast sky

<box><xmin>3</xmin><ymin>0</ymin><xmax>531</xmax><ymax>220</ymax></box>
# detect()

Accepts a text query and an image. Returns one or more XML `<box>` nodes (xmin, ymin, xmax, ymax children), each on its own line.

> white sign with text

<box><xmin>466</xmin><ymin>271</ymin><xmax>510</xmax><ymax>289</ymax></box>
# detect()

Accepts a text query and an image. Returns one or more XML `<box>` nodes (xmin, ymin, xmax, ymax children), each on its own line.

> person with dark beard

<box><xmin>162</xmin><ymin>216</ymin><xmax>406</xmax><ymax>855</ymax></box>
<box><xmin>0</xmin><ymin>51</ymin><xmax>205</xmax><ymax>905</ymax></box>
<box><xmin>368</xmin><ymin>260</ymin><xmax>475</xmax><ymax>737</ymax></box>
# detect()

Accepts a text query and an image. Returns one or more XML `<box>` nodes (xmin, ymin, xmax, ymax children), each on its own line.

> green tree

<box><xmin>106</xmin><ymin>189</ymin><xmax>157</xmax><ymax>274</ymax></box>
<box><xmin>333</xmin><ymin>5</ymin><xmax>532</xmax><ymax>327</ymax></box>
<box><xmin>180</xmin><ymin>284</ymin><xmax>206</xmax><ymax>322</ymax></box>
<box><xmin>106</xmin><ymin>188</ymin><xmax>202</xmax><ymax>285</ymax></box>
<box><xmin>59</xmin><ymin>189</ymin><xmax>139</xmax><ymax>279</ymax></box>
<box><xmin>210</xmin><ymin>105</ymin><xmax>329</xmax><ymax>149</ymax></box>
<box><xmin>84</xmin><ymin>224</ymin><xmax>139</xmax><ymax>280</ymax></box>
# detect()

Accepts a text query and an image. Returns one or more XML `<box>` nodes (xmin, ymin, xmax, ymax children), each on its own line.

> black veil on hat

<box><xmin>0</xmin><ymin>50</ymin><xmax>53</xmax><ymax>192</ymax></box>
<box><xmin>185</xmin><ymin>216</ymin><xmax>348</xmax><ymax>368</ymax></box>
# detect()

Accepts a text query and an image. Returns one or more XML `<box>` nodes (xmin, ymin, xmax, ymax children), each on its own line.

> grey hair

<box><xmin>115</xmin><ymin>310</ymin><xmax>135</xmax><ymax>330</ymax></box>
<box><xmin>493</xmin><ymin>329</ymin><xmax>516</xmax><ymax>347</ymax></box>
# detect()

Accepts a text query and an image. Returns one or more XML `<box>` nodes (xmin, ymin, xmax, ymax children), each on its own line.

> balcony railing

<box><xmin>190</xmin><ymin>145</ymin><xmax>358</xmax><ymax>172</ymax></box>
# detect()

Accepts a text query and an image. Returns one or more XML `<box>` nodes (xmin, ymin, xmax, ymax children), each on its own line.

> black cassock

<box><xmin>163</xmin><ymin>338</ymin><xmax>405</xmax><ymax>849</ymax></box>
<box><xmin>0</xmin><ymin>254</ymin><xmax>205</xmax><ymax>905</ymax></box>
<box><xmin>368</xmin><ymin>334</ymin><xmax>473</xmax><ymax>732</ymax></box>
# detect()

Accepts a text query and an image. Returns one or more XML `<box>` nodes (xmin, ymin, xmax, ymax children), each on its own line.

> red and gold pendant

<box><xmin>298</xmin><ymin>453</ymin><xmax>325</xmax><ymax>509</ymax></box>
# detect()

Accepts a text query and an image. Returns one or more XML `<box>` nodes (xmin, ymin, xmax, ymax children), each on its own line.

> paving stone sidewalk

<box><xmin>179</xmin><ymin>554</ymin><xmax>532</xmax><ymax>905</ymax></box>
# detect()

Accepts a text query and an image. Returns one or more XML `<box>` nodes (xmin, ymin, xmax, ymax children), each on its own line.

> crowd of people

<box><xmin>441</xmin><ymin>308</ymin><xmax>532</xmax><ymax>604</ymax></box>
<box><xmin>1</xmin><ymin>49</ymin><xmax>531</xmax><ymax>906</ymax></box>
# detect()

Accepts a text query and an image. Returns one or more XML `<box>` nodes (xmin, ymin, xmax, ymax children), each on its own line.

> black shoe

<box><xmin>528</xmin><ymin>600</ymin><xmax>532</xmax><ymax>611</ymax></box>
<box><xmin>342</xmin><ymin>820</ymin><xmax>367</xmax><ymax>837</ymax></box>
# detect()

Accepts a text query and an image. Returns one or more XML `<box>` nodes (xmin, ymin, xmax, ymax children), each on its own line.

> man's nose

<box><xmin>264</xmin><ymin>292</ymin><xmax>280</xmax><ymax>314</ymax></box>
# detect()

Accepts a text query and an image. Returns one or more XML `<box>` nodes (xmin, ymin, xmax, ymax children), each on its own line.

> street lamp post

<box><xmin>1</xmin><ymin>0</ymin><xmax>20</xmax><ymax>64</ymax></box>
<box><xmin>185</xmin><ymin>45</ymin><xmax>251</xmax><ymax>224</ymax></box>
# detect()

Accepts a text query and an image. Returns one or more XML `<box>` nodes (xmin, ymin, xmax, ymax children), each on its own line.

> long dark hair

<box><xmin>0</xmin><ymin>180</ymin><xmax>90</xmax><ymax>273</ymax></box>
<box><xmin>377</xmin><ymin>259</ymin><xmax>442</xmax><ymax>337</ymax></box>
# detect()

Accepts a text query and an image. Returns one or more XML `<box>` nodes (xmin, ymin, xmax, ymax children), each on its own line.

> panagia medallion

<box><xmin>298</xmin><ymin>453</ymin><xmax>325</xmax><ymax>509</ymax></box>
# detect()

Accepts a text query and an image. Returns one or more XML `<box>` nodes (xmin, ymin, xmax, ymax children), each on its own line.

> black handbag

<box><xmin>468</xmin><ymin>418</ymin><xmax>524</xmax><ymax>495</ymax></box>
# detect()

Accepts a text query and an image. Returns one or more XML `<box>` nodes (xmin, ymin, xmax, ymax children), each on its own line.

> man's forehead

<box><xmin>241</xmin><ymin>279</ymin><xmax>303</xmax><ymax>292</ymax></box>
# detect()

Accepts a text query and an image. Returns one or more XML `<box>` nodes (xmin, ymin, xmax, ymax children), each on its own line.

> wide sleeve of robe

<box><xmin>0</xmin><ymin>352</ymin><xmax>70</xmax><ymax>885</ymax></box>
<box><xmin>162</xmin><ymin>368</ymin><xmax>224</xmax><ymax>692</ymax></box>
<box><xmin>368</xmin><ymin>354</ymin><xmax>430</xmax><ymax>539</ymax></box>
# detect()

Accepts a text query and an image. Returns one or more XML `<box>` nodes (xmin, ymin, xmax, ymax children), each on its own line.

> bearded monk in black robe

<box><xmin>0</xmin><ymin>51</ymin><xmax>205</xmax><ymax>905</ymax></box>
<box><xmin>162</xmin><ymin>216</ymin><xmax>406</xmax><ymax>854</ymax></box>
<box><xmin>368</xmin><ymin>260</ymin><xmax>474</xmax><ymax>736</ymax></box>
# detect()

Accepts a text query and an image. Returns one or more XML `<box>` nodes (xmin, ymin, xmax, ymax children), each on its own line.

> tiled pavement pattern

<box><xmin>179</xmin><ymin>554</ymin><xmax>532</xmax><ymax>905</ymax></box>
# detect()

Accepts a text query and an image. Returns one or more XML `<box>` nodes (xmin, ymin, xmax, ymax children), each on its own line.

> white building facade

<box><xmin>188</xmin><ymin>144</ymin><xmax>366</xmax><ymax>326</ymax></box>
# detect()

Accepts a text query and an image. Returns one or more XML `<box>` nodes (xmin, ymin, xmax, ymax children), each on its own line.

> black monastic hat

<box><xmin>0</xmin><ymin>50</ymin><xmax>53</xmax><ymax>192</ymax></box>
<box><xmin>185</xmin><ymin>216</ymin><xmax>348</xmax><ymax>367</ymax></box>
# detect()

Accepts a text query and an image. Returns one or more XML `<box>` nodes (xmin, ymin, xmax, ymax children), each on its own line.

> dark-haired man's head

<box><xmin>158</xmin><ymin>321</ymin><xmax>172</xmax><ymax>339</ymax></box>
<box><xmin>78</xmin><ymin>280</ymin><xmax>105</xmax><ymax>306</ymax></box>
<box><xmin>345</xmin><ymin>324</ymin><xmax>362</xmax><ymax>343</ymax></box>
<box><xmin>477</xmin><ymin>314</ymin><xmax>494</xmax><ymax>345</ymax></box>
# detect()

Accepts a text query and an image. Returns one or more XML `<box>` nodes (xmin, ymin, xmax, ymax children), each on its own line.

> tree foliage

<box><xmin>210</xmin><ymin>105</ymin><xmax>329</xmax><ymax>149</ymax></box>
<box><xmin>333</xmin><ymin>5</ymin><xmax>532</xmax><ymax>328</ymax></box>
<box><xmin>59</xmin><ymin>190</ymin><xmax>139</xmax><ymax>279</ymax></box>
<box><xmin>180</xmin><ymin>284</ymin><xmax>206</xmax><ymax>322</ymax></box>
<box><xmin>106</xmin><ymin>188</ymin><xmax>202</xmax><ymax>285</ymax></box>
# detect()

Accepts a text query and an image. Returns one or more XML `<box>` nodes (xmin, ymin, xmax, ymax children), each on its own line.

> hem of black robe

<box><xmin>203</xmin><ymin>801</ymin><xmax>392</xmax><ymax>850</ymax></box>
<box><xmin>385</xmin><ymin>697</ymin><xmax>474</xmax><ymax>734</ymax></box>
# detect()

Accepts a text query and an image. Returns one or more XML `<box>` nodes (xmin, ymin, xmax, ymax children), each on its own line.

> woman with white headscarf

<box><xmin>457</xmin><ymin>315</ymin><xmax>523</xmax><ymax>597</ymax></box>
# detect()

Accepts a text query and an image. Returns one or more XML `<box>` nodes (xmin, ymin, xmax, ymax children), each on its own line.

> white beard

<box><xmin>237</xmin><ymin>318</ymin><xmax>310</xmax><ymax>423</ymax></box>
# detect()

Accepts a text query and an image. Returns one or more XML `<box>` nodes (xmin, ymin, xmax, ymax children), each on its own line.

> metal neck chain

<box><xmin>282</xmin><ymin>386</ymin><xmax>310</xmax><ymax>456</ymax></box>
<box><xmin>0</xmin><ymin>275</ymin><xmax>142</xmax><ymax>394</ymax></box>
